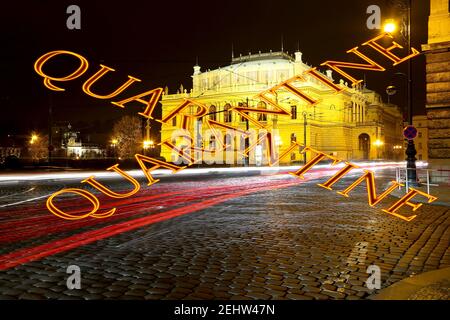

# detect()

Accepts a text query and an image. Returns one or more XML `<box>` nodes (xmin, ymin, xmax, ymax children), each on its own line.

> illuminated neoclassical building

<box><xmin>160</xmin><ymin>50</ymin><xmax>404</xmax><ymax>165</ymax></box>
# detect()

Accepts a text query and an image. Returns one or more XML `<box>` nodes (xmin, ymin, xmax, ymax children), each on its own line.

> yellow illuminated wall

<box><xmin>160</xmin><ymin>51</ymin><xmax>403</xmax><ymax>165</ymax></box>
<box><xmin>413</xmin><ymin>115</ymin><xmax>429</xmax><ymax>161</ymax></box>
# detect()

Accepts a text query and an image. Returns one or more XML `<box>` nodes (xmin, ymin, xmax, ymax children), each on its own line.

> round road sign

<box><xmin>403</xmin><ymin>125</ymin><xmax>418</xmax><ymax>140</ymax></box>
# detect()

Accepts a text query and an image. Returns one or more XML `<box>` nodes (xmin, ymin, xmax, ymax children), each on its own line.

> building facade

<box><xmin>422</xmin><ymin>0</ymin><xmax>450</xmax><ymax>170</ymax></box>
<box><xmin>160</xmin><ymin>50</ymin><xmax>403</xmax><ymax>165</ymax></box>
<box><xmin>413</xmin><ymin>115</ymin><xmax>429</xmax><ymax>161</ymax></box>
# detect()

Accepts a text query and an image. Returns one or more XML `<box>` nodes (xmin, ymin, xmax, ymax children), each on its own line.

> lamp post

<box><xmin>244</xmin><ymin>97</ymin><xmax>250</xmax><ymax>167</ymax></box>
<box><xmin>383</xmin><ymin>0</ymin><xmax>417</xmax><ymax>185</ymax></box>
<box><xmin>302</xmin><ymin>111</ymin><xmax>307</xmax><ymax>165</ymax></box>
<box><xmin>48</xmin><ymin>94</ymin><xmax>53</xmax><ymax>165</ymax></box>
<box><xmin>110</xmin><ymin>138</ymin><xmax>118</xmax><ymax>158</ymax></box>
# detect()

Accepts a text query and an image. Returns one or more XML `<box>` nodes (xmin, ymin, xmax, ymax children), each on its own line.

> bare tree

<box><xmin>28</xmin><ymin>135</ymin><xmax>48</xmax><ymax>161</ymax></box>
<box><xmin>112</xmin><ymin>115</ymin><xmax>142</xmax><ymax>159</ymax></box>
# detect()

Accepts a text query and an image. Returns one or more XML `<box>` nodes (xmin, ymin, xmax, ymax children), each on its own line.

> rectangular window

<box><xmin>418</xmin><ymin>132</ymin><xmax>422</xmax><ymax>138</ymax></box>
<box><xmin>291</xmin><ymin>106</ymin><xmax>297</xmax><ymax>120</ymax></box>
<box><xmin>172</xmin><ymin>116</ymin><xmax>177</xmax><ymax>127</ymax></box>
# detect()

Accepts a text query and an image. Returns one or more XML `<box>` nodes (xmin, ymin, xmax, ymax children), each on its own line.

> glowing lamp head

<box><xmin>30</xmin><ymin>134</ymin><xmax>38</xmax><ymax>144</ymax></box>
<box><xmin>111</xmin><ymin>139</ymin><xmax>118</xmax><ymax>145</ymax></box>
<box><xmin>143</xmin><ymin>140</ymin><xmax>151</xmax><ymax>149</ymax></box>
<box><xmin>383</xmin><ymin>19</ymin><xmax>396</xmax><ymax>33</ymax></box>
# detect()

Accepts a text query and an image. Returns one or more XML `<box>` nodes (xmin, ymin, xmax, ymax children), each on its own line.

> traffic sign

<box><xmin>403</xmin><ymin>125</ymin><xmax>417</xmax><ymax>140</ymax></box>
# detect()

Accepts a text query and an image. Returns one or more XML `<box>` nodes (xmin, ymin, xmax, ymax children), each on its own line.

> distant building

<box><xmin>413</xmin><ymin>115</ymin><xmax>429</xmax><ymax>161</ymax></box>
<box><xmin>160</xmin><ymin>50</ymin><xmax>403</xmax><ymax>164</ymax></box>
<box><xmin>0</xmin><ymin>134</ymin><xmax>22</xmax><ymax>164</ymax></box>
<box><xmin>64</xmin><ymin>131</ymin><xmax>105</xmax><ymax>159</ymax></box>
<box><xmin>52</xmin><ymin>122</ymin><xmax>106</xmax><ymax>159</ymax></box>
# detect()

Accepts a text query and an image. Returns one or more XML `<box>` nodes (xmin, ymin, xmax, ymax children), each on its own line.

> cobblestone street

<box><xmin>0</xmin><ymin>168</ymin><xmax>449</xmax><ymax>300</ymax></box>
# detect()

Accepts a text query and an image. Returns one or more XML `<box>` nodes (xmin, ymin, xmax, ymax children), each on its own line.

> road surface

<box><xmin>0</xmin><ymin>164</ymin><xmax>448</xmax><ymax>300</ymax></box>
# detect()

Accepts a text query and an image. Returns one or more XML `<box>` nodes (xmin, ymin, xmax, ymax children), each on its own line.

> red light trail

<box><xmin>0</xmin><ymin>163</ymin><xmax>398</xmax><ymax>271</ymax></box>
<box><xmin>0</xmin><ymin>176</ymin><xmax>305</xmax><ymax>270</ymax></box>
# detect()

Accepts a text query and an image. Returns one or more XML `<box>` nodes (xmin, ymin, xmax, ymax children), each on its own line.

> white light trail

<box><xmin>0</xmin><ymin>161</ymin><xmax>405</xmax><ymax>183</ymax></box>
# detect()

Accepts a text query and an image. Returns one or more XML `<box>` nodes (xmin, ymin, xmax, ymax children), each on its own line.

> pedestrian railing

<box><xmin>395</xmin><ymin>167</ymin><xmax>442</xmax><ymax>194</ymax></box>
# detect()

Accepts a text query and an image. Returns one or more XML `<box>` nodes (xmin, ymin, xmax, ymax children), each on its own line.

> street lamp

<box><xmin>383</xmin><ymin>19</ymin><xmax>397</xmax><ymax>33</ymax></box>
<box><xmin>383</xmin><ymin>0</ymin><xmax>417</xmax><ymax>185</ymax></box>
<box><xmin>30</xmin><ymin>133</ymin><xmax>38</xmax><ymax>144</ymax></box>
<box><xmin>143</xmin><ymin>139</ymin><xmax>155</xmax><ymax>155</ymax></box>
<box><xmin>143</xmin><ymin>140</ymin><xmax>153</xmax><ymax>149</ymax></box>
<box><xmin>301</xmin><ymin>111</ymin><xmax>313</xmax><ymax>165</ymax></box>
<box><xmin>373</xmin><ymin>139</ymin><xmax>384</xmax><ymax>159</ymax></box>
<box><xmin>373</xmin><ymin>139</ymin><xmax>384</xmax><ymax>147</ymax></box>
<box><xmin>110</xmin><ymin>138</ymin><xmax>118</xmax><ymax>158</ymax></box>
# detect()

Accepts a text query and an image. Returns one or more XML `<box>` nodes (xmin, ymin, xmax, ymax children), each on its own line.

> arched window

<box><xmin>358</xmin><ymin>133</ymin><xmax>370</xmax><ymax>159</ymax></box>
<box><xmin>240</xmin><ymin>134</ymin><xmax>247</xmax><ymax>151</ymax></box>
<box><xmin>224</xmin><ymin>103</ymin><xmax>232</xmax><ymax>123</ymax></box>
<box><xmin>224</xmin><ymin>133</ymin><xmax>232</xmax><ymax>151</ymax></box>
<box><xmin>209</xmin><ymin>105</ymin><xmax>216</xmax><ymax>121</ymax></box>
<box><xmin>257</xmin><ymin>101</ymin><xmax>267</xmax><ymax>121</ymax></box>
<box><xmin>209</xmin><ymin>135</ymin><xmax>216</xmax><ymax>149</ymax></box>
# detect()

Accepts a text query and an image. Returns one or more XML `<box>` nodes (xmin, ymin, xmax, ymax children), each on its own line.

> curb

<box><xmin>386</xmin><ymin>183</ymin><xmax>450</xmax><ymax>207</ymax></box>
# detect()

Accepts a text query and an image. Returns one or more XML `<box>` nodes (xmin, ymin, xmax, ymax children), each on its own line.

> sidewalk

<box><xmin>370</xmin><ymin>267</ymin><xmax>450</xmax><ymax>300</ymax></box>
<box><xmin>390</xmin><ymin>184</ymin><xmax>450</xmax><ymax>207</ymax></box>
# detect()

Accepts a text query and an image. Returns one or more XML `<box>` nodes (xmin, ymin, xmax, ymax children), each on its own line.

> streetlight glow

<box><xmin>373</xmin><ymin>139</ymin><xmax>384</xmax><ymax>147</ymax></box>
<box><xmin>30</xmin><ymin>134</ymin><xmax>38</xmax><ymax>144</ymax></box>
<box><xmin>383</xmin><ymin>19</ymin><xmax>396</xmax><ymax>33</ymax></box>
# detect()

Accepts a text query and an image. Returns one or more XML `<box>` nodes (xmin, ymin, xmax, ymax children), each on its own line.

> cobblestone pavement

<box><xmin>0</xmin><ymin>168</ymin><xmax>449</xmax><ymax>300</ymax></box>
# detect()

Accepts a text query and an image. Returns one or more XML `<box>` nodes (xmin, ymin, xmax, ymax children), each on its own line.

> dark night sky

<box><xmin>0</xmin><ymin>0</ymin><xmax>429</xmax><ymax>139</ymax></box>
